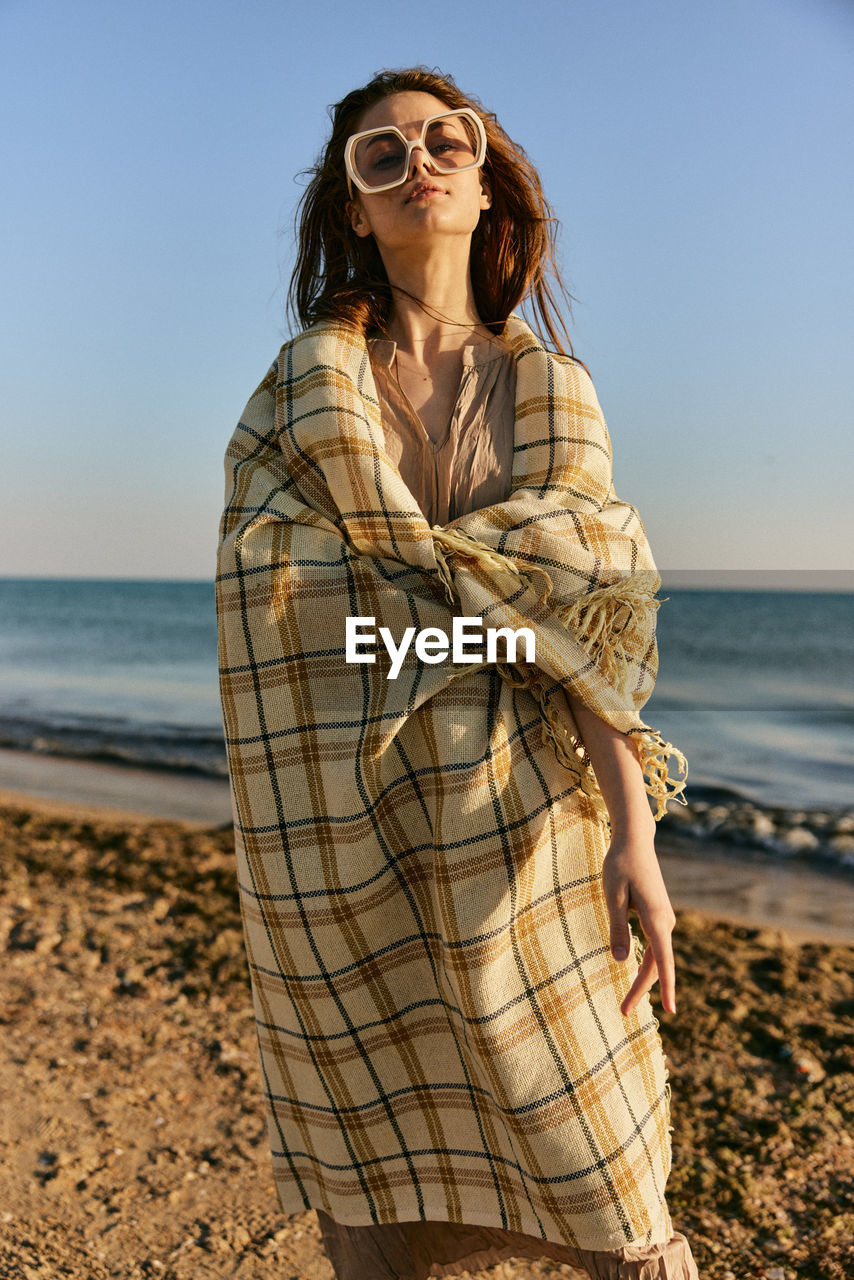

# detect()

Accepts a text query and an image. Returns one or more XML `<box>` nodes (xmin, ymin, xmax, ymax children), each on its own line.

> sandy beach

<box><xmin>1</xmin><ymin>764</ymin><xmax>852</xmax><ymax>1279</ymax></box>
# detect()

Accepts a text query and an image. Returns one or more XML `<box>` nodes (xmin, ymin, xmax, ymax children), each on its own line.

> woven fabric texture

<box><xmin>215</xmin><ymin>315</ymin><xmax>687</xmax><ymax>1251</ymax></box>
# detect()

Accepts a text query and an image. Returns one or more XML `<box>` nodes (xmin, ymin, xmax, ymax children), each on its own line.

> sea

<box><xmin>1</xmin><ymin>578</ymin><xmax>852</xmax><ymax>867</ymax></box>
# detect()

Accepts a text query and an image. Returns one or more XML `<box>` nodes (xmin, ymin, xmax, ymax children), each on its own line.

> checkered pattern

<box><xmin>215</xmin><ymin>316</ymin><xmax>686</xmax><ymax>1251</ymax></box>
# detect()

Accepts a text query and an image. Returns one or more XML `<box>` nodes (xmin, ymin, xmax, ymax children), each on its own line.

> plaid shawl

<box><xmin>216</xmin><ymin>315</ymin><xmax>688</xmax><ymax>1251</ymax></box>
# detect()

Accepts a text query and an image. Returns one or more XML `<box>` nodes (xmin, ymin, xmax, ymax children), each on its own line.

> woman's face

<box><xmin>347</xmin><ymin>91</ymin><xmax>491</xmax><ymax>253</ymax></box>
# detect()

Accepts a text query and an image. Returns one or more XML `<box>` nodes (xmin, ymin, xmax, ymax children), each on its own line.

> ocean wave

<box><xmin>659</xmin><ymin>782</ymin><xmax>854</xmax><ymax>876</ymax></box>
<box><xmin>0</xmin><ymin>712</ymin><xmax>228</xmax><ymax>779</ymax></box>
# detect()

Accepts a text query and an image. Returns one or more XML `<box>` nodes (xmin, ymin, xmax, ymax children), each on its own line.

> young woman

<box><xmin>216</xmin><ymin>68</ymin><xmax>698</xmax><ymax>1280</ymax></box>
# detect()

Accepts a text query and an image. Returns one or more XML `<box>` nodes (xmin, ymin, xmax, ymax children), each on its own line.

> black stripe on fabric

<box><xmin>222</xmin><ymin>682</ymin><xmax>551</xmax><ymax>757</ymax></box>
<box><xmin>266</xmin><ymin>1079</ymin><xmax>520</xmax><ymax>1116</ymax></box>
<box><xmin>261</xmin><ymin>1022</ymin><xmax>665</xmax><ymax>1135</ymax></box>
<box><xmin>232</xmin><ymin>417</ymin><xmax>278</xmax><ymax>447</ymax></box>
<box><xmin>216</xmin><ymin>545</ymin><xmax>353</xmax><ymax>585</ymax></box>
<box><xmin>470</xmin><ymin>671</ymin><xmax>552</xmax><ymax>1236</ymax></box>
<box><xmin>512</xmin><ymin>432</ymin><xmax>610</xmax><ymax>459</ymax></box>
<box><xmin>541</xmin><ymin>355</ymin><xmax>557</xmax><ymax>498</ymax></box>
<box><xmin>258</xmin><ymin>993</ymin><xmax>459</xmax><ymax>1040</ymax></box>
<box><xmin>277</xmin><ymin>405</ymin><xmax>432</xmax><ymax>1220</ymax></box>
<box><xmin>245</xmin><ymin>895</ymin><xmax>605</xmax><ymax>994</ymax></box>
<box><xmin>267</xmin><ymin>1083</ymin><xmax>668</xmax><ymax>1186</ymax></box>
<box><xmin>232</xmin><ymin>751</ymin><xmax>581</xmax><ymax>863</ymax></box>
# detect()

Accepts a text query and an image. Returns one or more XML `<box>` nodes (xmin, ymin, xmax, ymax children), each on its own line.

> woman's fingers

<box><xmin>603</xmin><ymin>843</ymin><xmax>679</xmax><ymax>1017</ymax></box>
<box><xmin>621</xmin><ymin>911</ymin><xmax>677</xmax><ymax>1017</ymax></box>
<box><xmin>620</xmin><ymin>946</ymin><xmax>658</xmax><ymax>1018</ymax></box>
<box><xmin>651</xmin><ymin>912</ymin><xmax>677</xmax><ymax>1015</ymax></box>
<box><xmin>604</xmin><ymin>875</ymin><xmax>631</xmax><ymax>963</ymax></box>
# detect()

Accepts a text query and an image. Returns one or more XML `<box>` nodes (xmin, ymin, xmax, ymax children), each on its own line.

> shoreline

<box><xmin>1</xmin><ymin>747</ymin><xmax>852</xmax><ymax>945</ymax></box>
<box><xmin>656</xmin><ymin>833</ymin><xmax>854</xmax><ymax>945</ymax></box>
<box><xmin>0</xmin><ymin>746</ymin><xmax>233</xmax><ymax>828</ymax></box>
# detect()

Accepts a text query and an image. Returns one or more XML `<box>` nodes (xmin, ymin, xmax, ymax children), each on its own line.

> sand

<box><xmin>1</xmin><ymin>782</ymin><xmax>853</xmax><ymax>1279</ymax></box>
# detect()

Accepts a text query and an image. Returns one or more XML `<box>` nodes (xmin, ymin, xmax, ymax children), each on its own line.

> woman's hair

<box><xmin>288</xmin><ymin>67</ymin><xmax>576</xmax><ymax>355</ymax></box>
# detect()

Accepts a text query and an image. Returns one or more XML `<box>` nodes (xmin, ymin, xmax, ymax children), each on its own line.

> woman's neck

<box><xmin>379</xmin><ymin>244</ymin><xmax>491</xmax><ymax>360</ymax></box>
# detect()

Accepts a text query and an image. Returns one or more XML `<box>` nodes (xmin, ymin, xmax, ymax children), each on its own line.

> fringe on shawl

<box><xmin>430</xmin><ymin>527</ymin><xmax>688</xmax><ymax>821</ymax></box>
<box><xmin>431</xmin><ymin>525</ymin><xmax>555</xmax><ymax>607</ymax></box>
<box><xmin>558</xmin><ymin>577</ymin><xmax>689</xmax><ymax>821</ymax></box>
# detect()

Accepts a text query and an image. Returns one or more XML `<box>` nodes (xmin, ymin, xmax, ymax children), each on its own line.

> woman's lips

<box><xmin>406</xmin><ymin>183</ymin><xmax>445</xmax><ymax>202</ymax></box>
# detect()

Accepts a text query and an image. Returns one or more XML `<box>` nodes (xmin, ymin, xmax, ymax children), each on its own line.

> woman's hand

<box><xmin>562</xmin><ymin>689</ymin><xmax>679</xmax><ymax>1018</ymax></box>
<box><xmin>602</xmin><ymin>831</ymin><xmax>677</xmax><ymax>1017</ymax></box>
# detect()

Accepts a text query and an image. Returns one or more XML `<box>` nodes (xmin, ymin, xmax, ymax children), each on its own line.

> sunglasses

<box><xmin>344</xmin><ymin>107</ymin><xmax>487</xmax><ymax>195</ymax></box>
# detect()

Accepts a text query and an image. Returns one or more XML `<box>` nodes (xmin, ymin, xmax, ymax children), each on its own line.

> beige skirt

<box><xmin>316</xmin><ymin>1209</ymin><xmax>700</xmax><ymax>1279</ymax></box>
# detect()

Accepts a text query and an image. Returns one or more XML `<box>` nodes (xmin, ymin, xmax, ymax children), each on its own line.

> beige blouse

<box><xmin>366</xmin><ymin>330</ymin><xmax>516</xmax><ymax>527</ymax></box>
<box><xmin>316</xmin><ymin>333</ymin><xmax>699</xmax><ymax>1280</ymax></box>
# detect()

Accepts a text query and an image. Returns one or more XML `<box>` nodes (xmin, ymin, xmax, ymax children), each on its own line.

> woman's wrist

<box><xmin>606</xmin><ymin>801</ymin><xmax>657</xmax><ymax>845</ymax></box>
<box><xmin>606</xmin><ymin>741</ymin><xmax>657</xmax><ymax>842</ymax></box>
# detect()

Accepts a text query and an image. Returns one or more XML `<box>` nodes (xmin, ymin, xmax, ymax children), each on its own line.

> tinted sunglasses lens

<box><xmin>353</xmin><ymin>130</ymin><xmax>408</xmax><ymax>189</ymax></box>
<box><xmin>424</xmin><ymin>113</ymin><xmax>481</xmax><ymax>172</ymax></box>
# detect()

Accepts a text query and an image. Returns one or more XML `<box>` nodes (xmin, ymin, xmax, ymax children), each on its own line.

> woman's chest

<box><xmin>369</xmin><ymin>345</ymin><xmax>517</xmax><ymax>527</ymax></box>
<box><xmin>392</xmin><ymin>349</ymin><xmax>467</xmax><ymax>449</ymax></box>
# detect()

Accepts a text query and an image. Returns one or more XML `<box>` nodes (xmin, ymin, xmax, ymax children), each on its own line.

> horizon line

<box><xmin>1</xmin><ymin>570</ymin><xmax>852</xmax><ymax>592</ymax></box>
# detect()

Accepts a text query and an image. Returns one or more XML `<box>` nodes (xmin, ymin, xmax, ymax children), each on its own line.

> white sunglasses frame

<box><xmin>344</xmin><ymin>107</ymin><xmax>487</xmax><ymax>196</ymax></box>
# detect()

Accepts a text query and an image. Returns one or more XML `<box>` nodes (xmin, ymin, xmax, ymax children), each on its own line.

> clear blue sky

<box><xmin>2</xmin><ymin>0</ymin><xmax>852</xmax><ymax>580</ymax></box>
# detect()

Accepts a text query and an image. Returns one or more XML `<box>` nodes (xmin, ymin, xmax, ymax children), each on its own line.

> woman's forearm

<box><xmin>562</xmin><ymin>691</ymin><xmax>655</xmax><ymax>838</ymax></box>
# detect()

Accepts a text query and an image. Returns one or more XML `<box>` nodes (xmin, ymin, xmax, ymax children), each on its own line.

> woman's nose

<box><xmin>408</xmin><ymin>145</ymin><xmax>437</xmax><ymax>178</ymax></box>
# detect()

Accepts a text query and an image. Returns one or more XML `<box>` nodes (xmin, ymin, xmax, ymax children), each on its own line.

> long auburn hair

<box><xmin>288</xmin><ymin>67</ymin><xmax>577</xmax><ymax>356</ymax></box>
